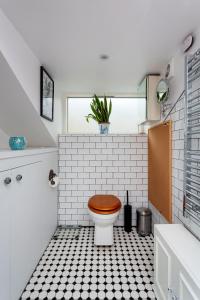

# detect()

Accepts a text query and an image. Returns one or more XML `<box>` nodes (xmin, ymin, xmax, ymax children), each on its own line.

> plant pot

<box><xmin>98</xmin><ymin>123</ymin><xmax>110</xmax><ymax>134</ymax></box>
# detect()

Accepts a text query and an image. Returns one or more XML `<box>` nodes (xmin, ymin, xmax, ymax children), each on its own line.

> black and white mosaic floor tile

<box><xmin>21</xmin><ymin>227</ymin><xmax>156</xmax><ymax>300</ymax></box>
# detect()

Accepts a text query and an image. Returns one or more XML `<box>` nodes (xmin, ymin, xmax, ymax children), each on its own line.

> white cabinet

<box><xmin>179</xmin><ymin>272</ymin><xmax>199</xmax><ymax>300</ymax></box>
<box><xmin>138</xmin><ymin>74</ymin><xmax>161</xmax><ymax>133</ymax></box>
<box><xmin>146</xmin><ymin>75</ymin><xmax>161</xmax><ymax>121</ymax></box>
<box><xmin>10</xmin><ymin>162</ymin><xmax>43</xmax><ymax>300</ymax></box>
<box><xmin>0</xmin><ymin>150</ymin><xmax>57</xmax><ymax>300</ymax></box>
<box><xmin>155</xmin><ymin>236</ymin><xmax>171</xmax><ymax>299</ymax></box>
<box><xmin>0</xmin><ymin>170</ymin><xmax>12</xmax><ymax>300</ymax></box>
<box><xmin>138</xmin><ymin>75</ymin><xmax>161</xmax><ymax>121</ymax></box>
<box><xmin>154</xmin><ymin>224</ymin><xmax>200</xmax><ymax>300</ymax></box>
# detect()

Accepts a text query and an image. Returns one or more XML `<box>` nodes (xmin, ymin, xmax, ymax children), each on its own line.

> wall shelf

<box><xmin>0</xmin><ymin>147</ymin><xmax>57</xmax><ymax>160</ymax></box>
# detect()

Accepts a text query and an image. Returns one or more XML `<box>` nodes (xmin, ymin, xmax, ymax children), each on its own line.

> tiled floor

<box><xmin>21</xmin><ymin>227</ymin><xmax>156</xmax><ymax>300</ymax></box>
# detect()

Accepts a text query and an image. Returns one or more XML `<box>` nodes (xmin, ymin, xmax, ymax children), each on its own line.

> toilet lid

<box><xmin>88</xmin><ymin>195</ymin><xmax>121</xmax><ymax>214</ymax></box>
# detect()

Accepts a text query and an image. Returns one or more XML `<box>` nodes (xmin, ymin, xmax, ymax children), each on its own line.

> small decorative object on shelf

<box><xmin>85</xmin><ymin>94</ymin><xmax>112</xmax><ymax>134</ymax></box>
<box><xmin>9</xmin><ymin>136</ymin><xmax>27</xmax><ymax>150</ymax></box>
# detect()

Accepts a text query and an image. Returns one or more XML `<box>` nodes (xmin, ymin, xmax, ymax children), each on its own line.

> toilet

<box><xmin>88</xmin><ymin>195</ymin><xmax>121</xmax><ymax>245</ymax></box>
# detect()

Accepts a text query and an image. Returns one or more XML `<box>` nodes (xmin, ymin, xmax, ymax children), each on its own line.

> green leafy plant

<box><xmin>85</xmin><ymin>95</ymin><xmax>112</xmax><ymax>123</ymax></box>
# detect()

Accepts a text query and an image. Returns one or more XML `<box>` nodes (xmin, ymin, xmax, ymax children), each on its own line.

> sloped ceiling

<box><xmin>1</xmin><ymin>0</ymin><xmax>200</xmax><ymax>96</ymax></box>
<box><xmin>0</xmin><ymin>53</ymin><xmax>56</xmax><ymax>147</ymax></box>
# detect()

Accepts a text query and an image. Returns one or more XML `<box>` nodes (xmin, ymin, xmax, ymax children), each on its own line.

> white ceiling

<box><xmin>1</xmin><ymin>0</ymin><xmax>200</xmax><ymax>97</ymax></box>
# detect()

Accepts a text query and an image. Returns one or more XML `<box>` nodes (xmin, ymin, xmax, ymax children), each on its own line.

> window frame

<box><xmin>66</xmin><ymin>96</ymin><xmax>147</xmax><ymax>133</ymax></box>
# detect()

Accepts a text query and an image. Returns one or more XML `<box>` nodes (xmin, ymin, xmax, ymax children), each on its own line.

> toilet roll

<box><xmin>49</xmin><ymin>175</ymin><xmax>59</xmax><ymax>188</ymax></box>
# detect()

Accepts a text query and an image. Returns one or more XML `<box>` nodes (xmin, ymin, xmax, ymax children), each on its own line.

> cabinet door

<box><xmin>10</xmin><ymin>162</ymin><xmax>44</xmax><ymax>300</ymax></box>
<box><xmin>0</xmin><ymin>170</ymin><xmax>12</xmax><ymax>300</ymax></box>
<box><xmin>154</xmin><ymin>236</ymin><xmax>172</xmax><ymax>300</ymax></box>
<box><xmin>147</xmin><ymin>75</ymin><xmax>161</xmax><ymax>120</ymax></box>
<box><xmin>179</xmin><ymin>272</ymin><xmax>200</xmax><ymax>300</ymax></box>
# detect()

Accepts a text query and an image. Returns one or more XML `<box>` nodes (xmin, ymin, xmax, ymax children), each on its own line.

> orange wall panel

<box><xmin>148</xmin><ymin>121</ymin><xmax>172</xmax><ymax>222</ymax></box>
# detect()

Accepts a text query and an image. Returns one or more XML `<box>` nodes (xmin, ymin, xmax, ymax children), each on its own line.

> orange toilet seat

<box><xmin>88</xmin><ymin>195</ymin><xmax>121</xmax><ymax>214</ymax></box>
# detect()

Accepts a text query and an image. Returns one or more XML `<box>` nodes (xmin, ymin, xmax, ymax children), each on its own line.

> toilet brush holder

<box><xmin>124</xmin><ymin>190</ymin><xmax>132</xmax><ymax>232</ymax></box>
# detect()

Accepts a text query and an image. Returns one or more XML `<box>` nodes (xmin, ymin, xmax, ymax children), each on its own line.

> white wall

<box><xmin>164</xmin><ymin>27</ymin><xmax>200</xmax><ymax>107</ymax></box>
<box><xmin>0</xmin><ymin>129</ymin><xmax>9</xmax><ymax>149</ymax></box>
<box><xmin>0</xmin><ymin>53</ymin><xmax>57</xmax><ymax>147</ymax></box>
<box><xmin>45</xmin><ymin>96</ymin><xmax>63</xmax><ymax>140</ymax></box>
<box><xmin>0</xmin><ymin>9</ymin><xmax>63</xmax><ymax>143</ymax></box>
<box><xmin>0</xmin><ymin>8</ymin><xmax>40</xmax><ymax>112</ymax></box>
<box><xmin>149</xmin><ymin>27</ymin><xmax>200</xmax><ymax>238</ymax></box>
<box><xmin>58</xmin><ymin>134</ymin><xmax>148</xmax><ymax>226</ymax></box>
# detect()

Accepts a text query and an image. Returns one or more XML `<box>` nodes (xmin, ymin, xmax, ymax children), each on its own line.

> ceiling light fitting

<box><xmin>100</xmin><ymin>54</ymin><xmax>109</xmax><ymax>60</ymax></box>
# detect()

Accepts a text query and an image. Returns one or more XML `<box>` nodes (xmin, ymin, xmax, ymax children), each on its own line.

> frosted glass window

<box><xmin>67</xmin><ymin>97</ymin><xmax>146</xmax><ymax>133</ymax></box>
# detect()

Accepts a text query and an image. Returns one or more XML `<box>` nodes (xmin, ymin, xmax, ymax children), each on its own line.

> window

<box><xmin>67</xmin><ymin>97</ymin><xmax>146</xmax><ymax>133</ymax></box>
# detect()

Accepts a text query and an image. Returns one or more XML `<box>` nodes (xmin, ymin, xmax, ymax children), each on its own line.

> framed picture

<box><xmin>40</xmin><ymin>66</ymin><xmax>54</xmax><ymax>121</ymax></box>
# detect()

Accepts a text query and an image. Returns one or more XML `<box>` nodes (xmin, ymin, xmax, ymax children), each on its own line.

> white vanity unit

<box><xmin>0</xmin><ymin>148</ymin><xmax>58</xmax><ymax>300</ymax></box>
<box><xmin>154</xmin><ymin>224</ymin><xmax>200</xmax><ymax>300</ymax></box>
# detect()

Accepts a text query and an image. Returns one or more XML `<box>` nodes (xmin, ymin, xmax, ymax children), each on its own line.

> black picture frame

<box><xmin>40</xmin><ymin>66</ymin><xmax>54</xmax><ymax>121</ymax></box>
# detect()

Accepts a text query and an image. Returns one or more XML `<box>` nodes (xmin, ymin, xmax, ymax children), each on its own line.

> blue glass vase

<box><xmin>9</xmin><ymin>136</ymin><xmax>27</xmax><ymax>150</ymax></box>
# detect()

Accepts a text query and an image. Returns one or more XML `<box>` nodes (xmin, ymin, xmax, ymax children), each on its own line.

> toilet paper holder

<box><xmin>49</xmin><ymin>169</ymin><xmax>57</xmax><ymax>186</ymax></box>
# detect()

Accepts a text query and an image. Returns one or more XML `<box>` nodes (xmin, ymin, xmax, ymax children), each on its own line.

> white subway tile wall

<box><xmin>58</xmin><ymin>134</ymin><xmax>148</xmax><ymax>226</ymax></box>
<box><xmin>149</xmin><ymin>96</ymin><xmax>185</xmax><ymax>228</ymax></box>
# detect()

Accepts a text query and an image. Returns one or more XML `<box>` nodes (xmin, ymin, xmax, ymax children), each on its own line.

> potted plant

<box><xmin>85</xmin><ymin>94</ymin><xmax>112</xmax><ymax>134</ymax></box>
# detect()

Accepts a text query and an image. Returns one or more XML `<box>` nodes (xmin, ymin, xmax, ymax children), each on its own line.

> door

<box><xmin>10</xmin><ymin>161</ymin><xmax>44</xmax><ymax>300</ymax></box>
<box><xmin>0</xmin><ymin>170</ymin><xmax>12</xmax><ymax>300</ymax></box>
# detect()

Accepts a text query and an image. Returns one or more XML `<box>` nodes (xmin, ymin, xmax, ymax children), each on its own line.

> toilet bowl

<box><xmin>88</xmin><ymin>195</ymin><xmax>121</xmax><ymax>245</ymax></box>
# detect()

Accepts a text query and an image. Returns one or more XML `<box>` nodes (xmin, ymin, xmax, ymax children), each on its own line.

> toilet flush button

<box><xmin>16</xmin><ymin>174</ymin><xmax>23</xmax><ymax>181</ymax></box>
<box><xmin>4</xmin><ymin>177</ymin><xmax>11</xmax><ymax>185</ymax></box>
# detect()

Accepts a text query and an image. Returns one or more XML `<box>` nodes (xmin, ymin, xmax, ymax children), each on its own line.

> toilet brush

<box><xmin>124</xmin><ymin>190</ymin><xmax>132</xmax><ymax>232</ymax></box>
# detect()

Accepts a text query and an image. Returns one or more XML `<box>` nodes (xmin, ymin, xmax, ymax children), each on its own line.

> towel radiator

<box><xmin>184</xmin><ymin>49</ymin><xmax>200</xmax><ymax>225</ymax></box>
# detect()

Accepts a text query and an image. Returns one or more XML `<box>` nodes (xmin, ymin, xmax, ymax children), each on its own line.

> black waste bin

<box><xmin>136</xmin><ymin>207</ymin><xmax>152</xmax><ymax>236</ymax></box>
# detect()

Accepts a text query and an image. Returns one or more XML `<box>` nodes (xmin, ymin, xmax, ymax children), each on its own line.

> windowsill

<box><xmin>59</xmin><ymin>133</ymin><xmax>147</xmax><ymax>136</ymax></box>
